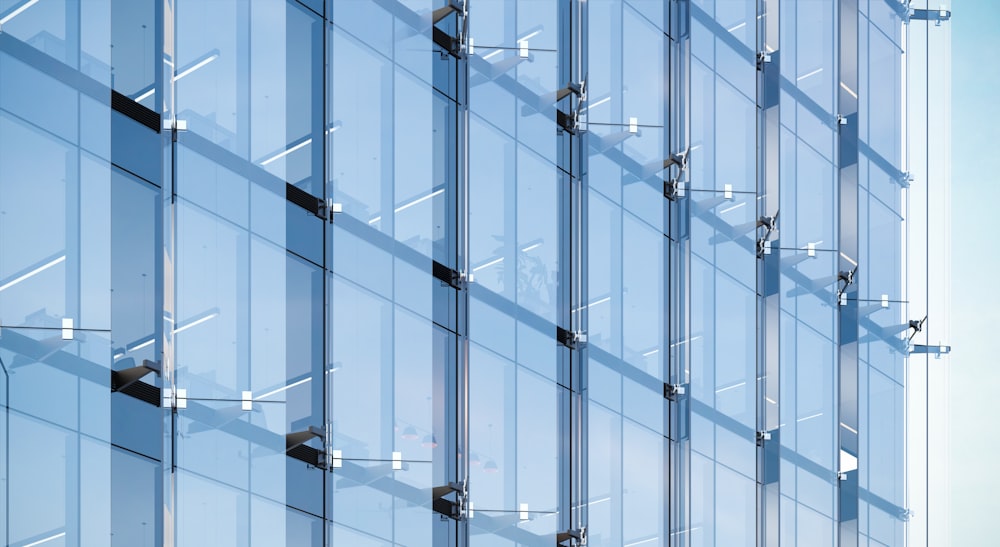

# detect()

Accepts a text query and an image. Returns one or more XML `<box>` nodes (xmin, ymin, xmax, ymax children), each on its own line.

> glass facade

<box><xmin>0</xmin><ymin>0</ymin><xmax>947</xmax><ymax>545</ymax></box>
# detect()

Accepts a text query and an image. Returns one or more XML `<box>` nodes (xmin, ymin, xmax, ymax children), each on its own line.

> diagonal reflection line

<box><xmin>0</xmin><ymin>0</ymin><xmax>40</xmax><ymax>26</ymax></box>
<box><xmin>0</xmin><ymin>254</ymin><xmax>65</xmax><ymax>293</ymax></box>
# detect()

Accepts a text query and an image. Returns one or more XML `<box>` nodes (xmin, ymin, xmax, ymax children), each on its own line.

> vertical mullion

<box><xmin>757</xmin><ymin>0</ymin><xmax>782</xmax><ymax>546</ymax></box>
<box><xmin>837</xmin><ymin>0</ymin><xmax>861</xmax><ymax>546</ymax></box>
<box><xmin>455</xmin><ymin>3</ymin><xmax>471</xmax><ymax>546</ymax></box>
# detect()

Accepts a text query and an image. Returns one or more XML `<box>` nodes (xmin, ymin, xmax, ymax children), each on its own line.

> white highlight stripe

<box><xmin>518</xmin><ymin>30</ymin><xmax>542</xmax><ymax>42</ymax></box>
<box><xmin>172</xmin><ymin>312</ymin><xmax>218</xmax><ymax>334</ymax></box>
<box><xmin>256</xmin><ymin>376</ymin><xmax>312</xmax><ymax>401</ymax></box>
<box><xmin>585</xmin><ymin>296</ymin><xmax>610</xmax><ymax>308</ymax></box>
<box><xmin>481</xmin><ymin>48</ymin><xmax>503</xmax><ymax>60</ymax></box>
<box><xmin>260</xmin><ymin>138</ymin><xmax>312</xmax><ymax>166</ymax></box>
<box><xmin>174</xmin><ymin>53</ymin><xmax>219</xmax><ymax>82</ymax></box>
<box><xmin>797</xmin><ymin>67</ymin><xmax>823</xmax><ymax>81</ymax></box>
<box><xmin>797</xmin><ymin>411</ymin><xmax>823</xmax><ymax>422</ymax></box>
<box><xmin>135</xmin><ymin>52</ymin><xmax>222</xmax><ymax>101</ymax></box>
<box><xmin>23</xmin><ymin>532</ymin><xmax>66</xmax><ymax>547</ymax></box>
<box><xmin>472</xmin><ymin>256</ymin><xmax>504</xmax><ymax>272</ymax></box>
<box><xmin>840</xmin><ymin>422</ymin><xmax>858</xmax><ymax>435</ymax></box>
<box><xmin>840</xmin><ymin>81</ymin><xmax>859</xmax><ymax>99</ymax></box>
<box><xmin>134</xmin><ymin>88</ymin><xmax>155</xmax><ymax>102</ymax></box>
<box><xmin>395</xmin><ymin>188</ymin><xmax>444</xmax><ymax>214</ymax></box>
<box><xmin>582</xmin><ymin>96</ymin><xmax>611</xmax><ymax>112</ymax></box>
<box><xmin>0</xmin><ymin>255</ymin><xmax>65</xmax><ymax>293</ymax></box>
<box><xmin>715</xmin><ymin>381</ymin><xmax>745</xmax><ymax>394</ymax></box>
<box><xmin>0</xmin><ymin>0</ymin><xmax>40</xmax><ymax>26</ymax></box>
<box><xmin>718</xmin><ymin>202</ymin><xmax>745</xmax><ymax>215</ymax></box>
<box><xmin>129</xmin><ymin>337</ymin><xmax>155</xmax><ymax>352</ymax></box>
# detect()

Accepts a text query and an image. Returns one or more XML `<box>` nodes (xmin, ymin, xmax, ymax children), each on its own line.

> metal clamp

<box><xmin>664</xmin><ymin>149</ymin><xmax>690</xmax><ymax>201</ymax></box>
<box><xmin>909</xmin><ymin>343</ymin><xmax>951</xmax><ymax>356</ymax></box>
<box><xmin>557</xmin><ymin>327</ymin><xmax>587</xmax><ymax>350</ymax></box>
<box><xmin>756</xmin><ymin>51</ymin><xmax>772</xmax><ymax>70</ymax></box>
<box><xmin>557</xmin><ymin>527</ymin><xmax>587</xmax><ymax>546</ymax></box>
<box><xmin>556</xmin><ymin>79</ymin><xmax>588</xmax><ymax>134</ymax></box>
<box><xmin>163</xmin><ymin>118</ymin><xmax>188</xmax><ymax>142</ymax></box>
<box><xmin>432</xmin><ymin>480</ymin><xmax>469</xmax><ymax>520</ymax></box>
<box><xmin>163</xmin><ymin>387</ymin><xmax>188</xmax><ymax>409</ymax></box>
<box><xmin>319</xmin><ymin>198</ymin><xmax>343</xmax><ymax>222</ymax></box>
<box><xmin>664</xmin><ymin>383</ymin><xmax>687</xmax><ymax>401</ymax></box>
<box><xmin>663</xmin><ymin>178</ymin><xmax>685</xmax><ymax>200</ymax></box>
<box><xmin>909</xmin><ymin>7</ymin><xmax>951</xmax><ymax>24</ymax></box>
<box><xmin>452</xmin><ymin>270</ymin><xmax>474</xmax><ymax>290</ymax></box>
<box><xmin>756</xmin><ymin>211</ymin><xmax>779</xmax><ymax>258</ymax></box>
<box><xmin>756</xmin><ymin>430</ymin><xmax>772</xmax><ymax>446</ymax></box>
<box><xmin>836</xmin><ymin>265</ymin><xmax>858</xmax><ymax>305</ymax></box>
<box><xmin>567</xmin><ymin>331</ymin><xmax>588</xmax><ymax>349</ymax></box>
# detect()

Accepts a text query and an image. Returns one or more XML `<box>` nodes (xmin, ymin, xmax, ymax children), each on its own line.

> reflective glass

<box><xmin>0</xmin><ymin>0</ymin><xmax>925</xmax><ymax>544</ymax></box>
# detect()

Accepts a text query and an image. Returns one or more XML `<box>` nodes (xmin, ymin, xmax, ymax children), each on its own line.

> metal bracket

<box><xmin>756</xmin><ymin>51</ymin><xmax>772</xmax><ymax>70</ymax></box>
<box><xmin>756</xmin><ymin>430</ymin><xmax>772</xmax><ymax>446</ymax></box>
<box><xmin>756</xmin><ymin>211</ymin><xmax>779</xmax><ymax>258</ymax></box>
<box><xmin>451</xmin><ymin>270</ymin><xmax>474</xmax><ymax>290</ymax></box>
<box><xmin>663</xmin><ymin>178</ymin><xmax>684</xmax><ymax>200</ymax></box>
<box><xmin>287</xmin><ymin>426</ymin><xmax>324</xmax><ymax>452</ymax></box>
<box><xmin>909</xmin><ymin>343</ymin><xmax>951</xmax><ymax>356</ymax></box>
<box><xmin>907</xmin><ymin>315</ymin><xmax>927</xmax><ymax>341</ymax></box>
<box><xmin>432</xmin><ymin>480</ymin><xmax>469</xmax><ymax>520</ymax></box>
<box><xmin>568</xmin><ymin>331</ymin><xmax>588</xmax><ymax>349</ymax></box>
<box><xmin>430</xmin><ymin>1</ymin><xmax>469</xmax><ymax>57</ymax></box>
<box><xmin>557</xmin><ymin>527</ymin><xmax>587</xmax><ymax>546</ymax></box>
<box><xmin>163</xmin><ymin>118</ymin><xmax>188</xmax><ymax>141</ymax></box>
<box><xmin>664</xmin><ymin>149</ymin><xmax>690</xmax><ymax>201</ymax></box>
<box><xmin>111</xmin><ymin>358</ymin><xmax>162</xmax><ymax>392</ymax></box>
<box><xmin>163</xmin><ymin>387</ymin><xmax>187</xmax><ymax>409</ymax></box>
<box><xmin>836</xmin><ymin>265</ymin><xmax>858</xmax><ymax>305</ymax></box>
<box><xmin>664</xmin><ymin>383</ymin><xmax>686</xmax><ymax>401</ymax></box>
<box><xmin>319</xmin><ymin>198</ymin><xmax>343</xmax><ymax>222</ymax></box>
<box><xmin>554</xmin><ymin>78</ymin><xmax>588</xmax><ymax>134</ymax></box>
<box><xmin>909</xmin><ymin>7</ymin><xmax>951</xmax><ymax>24</ymax></box>
<box><xmin>557</xmin><ymin>327</ymin><xmax>587</xmax><ymax>350</ymax></box>
<box><xmin>433</xmin><ymin>262</ymin><xmax>473</xmax><ymax>290</ymax></box>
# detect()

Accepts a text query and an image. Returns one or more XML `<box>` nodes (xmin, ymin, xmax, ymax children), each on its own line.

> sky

<box><xmin>948</xmin><ymin>0</ymin><xmax>1000</xmax><ymax>543</ymax></box>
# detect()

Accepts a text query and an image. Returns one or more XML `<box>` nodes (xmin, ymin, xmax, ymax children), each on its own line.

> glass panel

<box><xmin>111</xmin><ymin>0</ymin><xmax>156</xmax><ymax>107</ymax></box>
<box><xmin>329</xmin><ymin>277</ymin><xmax>448</xmax><ymax>541</ymax></box>
<box><xmin>0</xmin><ymin>5</ymin><xmax>114</xmax><ymax>541</ymax></box>
<box><xmin>469</xmin><ymin>343</ymin><xmax>560</xmax><ymax>544</ymax></box>
<box><xmin>0</xmin><ymin>112</ymin><xmax>111</xmax><ymax>331</ymax></box>
<box><xmin>329</xmin><ymin>28</ymin><xmax>392</xmax><ymax>231</ymax></box>
<box><xmin>111</xmin><ymin>448</ymin><xmax>161</xmax><ymax>547</ymax></box>
<box><xmin>393</xmin><ymin>74</ymin><xmax>453</xmax><ymax>263</ymax></box>
<box><xmin>2</xmin><ymin>328</ymin><xmax>112</xmax><ymax>545</ymax></box>
<box><xmin>111</xmin><ymin>169</ymin><xmax>158</xmax><ymax>367</ymax></box>
<box><xmin>0</xmin><ymin>0</ymin><xmax>103</xmax><ymax>72</ymax></box>
<box><xmin>176</xmin><ymin>0</ymin><xmax>321</xmax><ymax>194</ymax></box>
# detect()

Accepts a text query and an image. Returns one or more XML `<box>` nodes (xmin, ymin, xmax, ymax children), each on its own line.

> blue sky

<box><xmin>949</xmin><ymin>0</ymin><xmax>1000</xmax><ymax>542</ymax></box>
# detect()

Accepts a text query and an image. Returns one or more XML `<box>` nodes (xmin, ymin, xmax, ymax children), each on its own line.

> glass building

<box><xmin>0</xmin><ymin>0</ymin><xmax>950</xmax><ymax>545</ymax></box>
